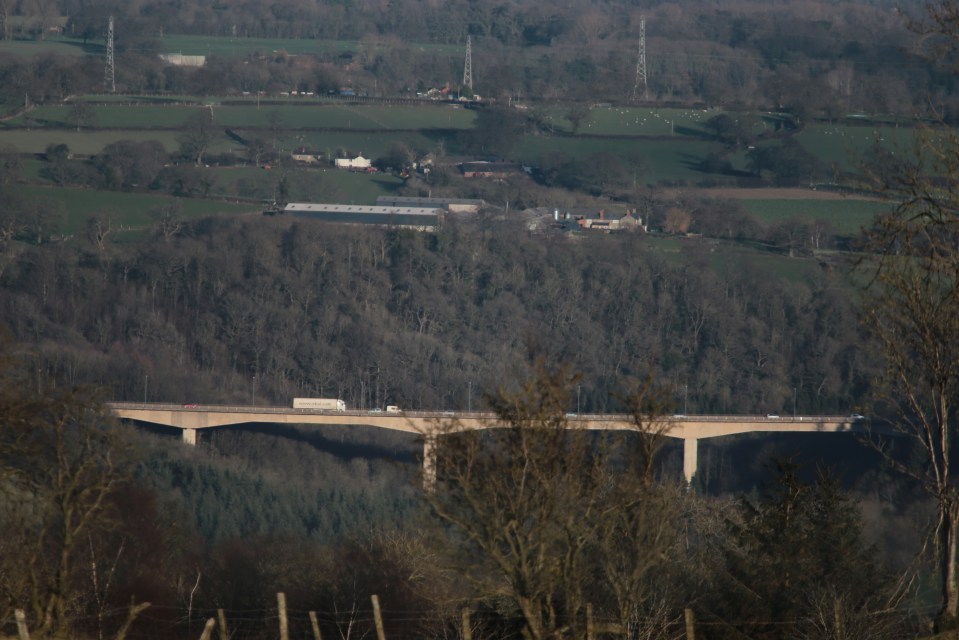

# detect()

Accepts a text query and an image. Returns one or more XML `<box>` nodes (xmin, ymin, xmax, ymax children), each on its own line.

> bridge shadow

<box><xmin>694</xmin><ymin>431</ymin><xmax>887</xmax><ymax>495</ymax></box>
<box><xmin>127</xmin><ymin>421</ymin><xmax>422</xmax><ymax>465</ymax></box>
<box><xmin>235</xmin><ymin>423</ymin><xmax>421</xmax><ymax>464</ymax></box>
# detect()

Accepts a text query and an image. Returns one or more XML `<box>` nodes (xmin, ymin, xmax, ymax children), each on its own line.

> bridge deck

<box><xmin>108</xmin><ymin>402</ymin><xmax>864</xmax><ymax>439</ymax></box>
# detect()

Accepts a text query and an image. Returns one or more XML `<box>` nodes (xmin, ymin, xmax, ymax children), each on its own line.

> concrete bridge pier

<box><xmin>683</xmin><ymin>438</ymin><xmax>697</xmax><ymax>484</ymax></box>
<box><xmin>182</xmin><ymin>428</ymin><xmax>197</xmax><ymax>445</ymax></box>
<box><xmin>422</xmin><ymin>436</ymin><xmax>436</xmax><ymax>491</ymax></box>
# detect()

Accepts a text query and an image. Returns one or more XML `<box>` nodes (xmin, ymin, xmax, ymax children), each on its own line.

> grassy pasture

<box><xmin>211</xmin><ymin>103</ymin><xmax>475</xmax><ymax>130</ymax></box>
<box><xmin>7</xmin><ymin>102</ymin><xmax>476</xmax><ymax>131</ymax></box>
<box><xmin>0</xmin><ymin>124</ymin><xmax>436</xmax><ymax>166</ymax></box>
<box><xmin>645</xmin><ymin>234</ymin><xmax>825</xmax><ymax>282</ymax></box>
<box><xmin>159</xmin><ymin>34</ymin><xmax>358</xmax><ymax>58</ymax></box>
<box><xmin>794</xmin><ymin>123</ymin><xmax>916</xmax><ymax>171</ymax></box>
<box><xmin>0</xmin><ymin>94</ymin><xmax>922</xmax><ymax>221</ymax></box>
<box><xmin>737</xmin><ymin>198</ymin><xmax>890</xmax><ymax>234</ymax></box>
<box><xmin>512</xmin><ymin>135</ymin><xmax>722</xmax><ymax>184</ymax></box>
<box><xmin>0</xmin><ymin>129</ymin><xmax>183</xmax><ymax>155</ymax></box>
<box><xmin>13</xmin><ymin>185</ymin><xmax>259</xmax><ymax>235</ymax></box>
<box><xmin>573</xmin><ymin>106</ymin><xmax>718</xmax><ymax>137</ymax></box>
<box><xmin>12</xmin><ymin>105</ymin><xmax>195</xmax><ymax>129</ymax></box>
<box><xmin>276</xmin><ymin>131</ymin><xmax>439</xmax><ymax>158</ymax></box>
<box><xmin>76</xmin><ymin>94</ymin><xmax>208</xmax><ymax>104</ymax></box>
<box><xmin>205</xmin><ymin>165</ymin><xmax>405</xmax><ymax>203</ymax></box>
<box><xmin>0</xmin><ymin>37</ymin><xmax>91</xmax><ymax>57</ymax></box>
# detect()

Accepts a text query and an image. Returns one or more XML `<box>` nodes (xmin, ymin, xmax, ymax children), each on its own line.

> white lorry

<box><xmin>292</xmin><ymin>398</ymin><xmax>347</xmax><ymax>411</ymax></box>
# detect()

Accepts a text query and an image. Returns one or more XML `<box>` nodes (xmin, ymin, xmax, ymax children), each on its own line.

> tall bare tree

<box><xmin>421</xmin><ymin>360</ymin><xmax>686</xmax><ymax>640</ymax></box>
<box><xmin>0</xmin><ymin>344</ymin><xmax>129</xmax><ymax>638</ymax></box>
<box><xmin>856</xmin><ymin>1</ymin><xmax>959</xmax><ymax>630</ymax></box>
<box><xmin>859</xmin><ymin>121</ymin><xmax>959</xmax><ymax>630</ymax></box>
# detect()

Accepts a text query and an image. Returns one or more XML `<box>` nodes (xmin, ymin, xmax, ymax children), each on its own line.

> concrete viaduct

<box><xmin>108</xmin><ymin>402</ymin><xmax>869</xmax><ymax>483</ymax></box>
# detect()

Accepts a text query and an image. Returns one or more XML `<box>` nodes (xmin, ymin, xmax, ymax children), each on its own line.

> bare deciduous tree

<box><xmin>859</xmin><ymin>121</ymin><xmax>959</xmax><ymax>630</ymax></box>
<box><xmin>422</xmin><ymin>360</ymin><xmax>687</xmax><ymax>640</ymax></box>
<box><xmin>0</xmin><ymin>346</ymin><xmax>130</xmax><ymax>638</ymax></box>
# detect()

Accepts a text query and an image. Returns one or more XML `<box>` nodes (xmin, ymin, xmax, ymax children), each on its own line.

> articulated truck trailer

<box><xmin>292</xmin><ymin>398</ymin><xmax>347</xmax><ymax>411</ymax></box>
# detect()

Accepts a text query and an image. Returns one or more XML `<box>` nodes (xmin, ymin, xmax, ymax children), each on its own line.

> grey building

<box><xmin>284</xmin><ymin>203</ymin><xmax>440</xmax><ymax>230</ymax></box>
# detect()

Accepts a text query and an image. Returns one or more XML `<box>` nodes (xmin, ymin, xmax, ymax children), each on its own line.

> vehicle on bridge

<box><xmin>292</xmin><ymin>397</ymin><xmax>347</xmax><ymax>411</ymax></box>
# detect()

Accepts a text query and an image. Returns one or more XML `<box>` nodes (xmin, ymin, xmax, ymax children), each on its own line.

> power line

<box><xmin>462</xmin><ymin>35</ymin><xmax>473</xmax><ymax>97</ymax></box>
<box><xmin>104</xmin><ymin>15</ymin><xmax>116</xmax><ymax>94</ymax></box>
<box><xmin>632</xmin><ymin>15</ymin><xmax>648</xmax><ymax>102</ymax></box>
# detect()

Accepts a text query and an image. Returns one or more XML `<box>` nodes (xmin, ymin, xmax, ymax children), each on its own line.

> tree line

<box><xmin>0</xmin><ymin>202</ymin><xmax>873</xmax><ymax>421</ymax></box>
<box><xmin>0</xmin><ymin>0</ymin><xmax>954</xmax><ymax>120</ymax></box>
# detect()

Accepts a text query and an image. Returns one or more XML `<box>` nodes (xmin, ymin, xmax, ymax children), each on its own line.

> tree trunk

<box><xmin>938</xmin><ymin>497</ymin><xmax>959</xmax><ymax>631</ymax></box>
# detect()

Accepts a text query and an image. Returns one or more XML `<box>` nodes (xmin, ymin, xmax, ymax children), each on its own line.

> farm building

<box><xmin>375</xmin><ymin>196</ymin><xmax>485</xmax><ymax>213</ymax></box>
<box><xmin>291</xmin><ymin>147</ymin><xmax>322</xmax><ymax>164</ymax></box>
<box><xmin>334</xmin><ymin>155</ymin><xmax>372</xmax><ymax>170</ymax></box>
<box><xmin>459</xmin><ymin>161</ymin><xmax>526</xmax><ymax>178</ymax></box>
<box><xmin>283</xmin><ymin>203</ymin><xmax>440</xmax><ymax>231</ymax></box>
<box><xmin>531</xmin><ymin>208</ymin><xmax>645</xmax><ymax>233</ymax></box>
<box><xmin>575</xmin><ymin>209</ymin><xmax>644</xmax><ymax>232</ymax></box>
<box><xmin>159</xmin><ymin>54</ymin><xmax>207</xmax><ymax>67</ymax></box>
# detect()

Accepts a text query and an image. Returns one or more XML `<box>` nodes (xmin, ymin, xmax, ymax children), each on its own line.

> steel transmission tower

<box><xmin>632</xmin><ymin>16</ymin><xmax>648</xmax><ymax>101</ymax></box>
<box><xmin>462</xmin><ymin>35</ymin><xmax>473</xmax><ymax>98</ymax></box>
<box><xmin>104</xmin><ymin>16</ymin><xmax>116</xmax><ymax>94</ymax></box>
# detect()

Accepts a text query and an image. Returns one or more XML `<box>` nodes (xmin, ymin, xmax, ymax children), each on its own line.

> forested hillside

<box><xmin>5</xmin><ymin>0</ymin><xmax>959</xmax><ymax>636</ymax></box>
<box><xmin>0</xmin><ymin>212</ymin><xmax>872</xmax><ymax>416</ymax></box>
<box><xmin>1</xmin><ymin>0</ymin><xmax>952</xmax><ymax>119</ymax></box>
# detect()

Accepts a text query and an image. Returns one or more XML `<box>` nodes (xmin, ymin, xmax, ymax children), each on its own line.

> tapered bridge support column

<box><xmin>182</xmin><ymin>428</ymin><xmax>197</xmax><ymax>446</ymax></box>
<box><xmin>683</xmin><ymin>438</ymin><xmax>698</xmax><ymax>484</ymax></box>
<box><xmin>423</xmin><ymin>436</ymin><xmax>436</xmax><ymax>492</ymax></box>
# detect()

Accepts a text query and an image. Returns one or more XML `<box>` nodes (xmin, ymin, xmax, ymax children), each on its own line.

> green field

<box><xmin>645</xmin><ymin>234</ymin><xmax>829</xmax><ymax>282</ymax></box>
<box><xmin>737</xmin><ymin>198</ymin><xmax>891</xmax><ymax>233</ymax></box>
<box><xmin>573</xmin><ymin>106</ymin><xmax>717</xmax><ymax>137</ymax></box>
<box><xmin>794</xmin><ymin>124</ymin><xmax>917</xmax><ymax>171</ymax></box>
<box><xmin>0</xmin><ymin>130</ymin><xmax>183</xmax><ymax>155</ymax></box>
<box><xmin>13</xmin><ymin>185</ymin><xmax>260</xmax><ymax>235</ymax></box>
<box><xmin>0</xmin><ymin>125</ymin><xmax>438</xmax><ymax>164</ymax></box>
<box><xmin>6</xmin><ymin>102</ymin><xmax>476</xmax><ymax>131</ymax></box>
<box><xmin>513</xmin><ymin>135</ymin><xmax>722</xmax><ymax>184</ymax></box>
<box><xmin>205</xmin><ymin>165</ymin><xmax>404</xmax><ymax>203</ymax></box>
<box><xmin>0</xmin><ymin>37</ymin><xmax>91</xmax><ymax>57</ymax></box>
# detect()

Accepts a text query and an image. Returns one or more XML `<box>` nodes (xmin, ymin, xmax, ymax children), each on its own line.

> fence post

<box><xmin>14</xmin><ymin>609</ymin><xmax>30</xmax><ymax>640</ymax></box>
<box><xmin>278</xmin><ymin>592</ymin><xmax>289</xmax><ymax>640</ymax></box>
<box><xmin>309</xmin><ymin>610</ymin><xmax>323</xmax><ymax>640</ymax></box>
<box><xmin>114</xmin><ymin>599</ymin><xmax>151</xmax><ymax>640</ymax></box>
<box><xmin>198</xmin><ymin>618</ymin><xmax>216</xmax><ymax>640</ymax></box>
<box><xmin>217</xmin><ymin>608</ymin><xmax>228</xmax><ymax>640</ymax></box>
<box><xmin>833</xmin><ymin>598</ymin><xmax>843</xmax><ymax>638</ymax></box>
<box><xmin>371</xmin><ymin>594</ymin><xmax>386</xmax><ymax>640</ymax></box>
<box><xmin>461</xmin><ymin>607</ymin><xmax>471</xmax><ymax>640</ymax></box>
<box><xmin>684</xmin><ymin>607</ymin><xmax>695</xmax><ymax>640</ymax></box>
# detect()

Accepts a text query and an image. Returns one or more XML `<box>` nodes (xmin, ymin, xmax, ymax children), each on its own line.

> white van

<box><xmin>386</xmin><ymin>405</ymin><xmax>401</xmax><ymax>413</ymax></box>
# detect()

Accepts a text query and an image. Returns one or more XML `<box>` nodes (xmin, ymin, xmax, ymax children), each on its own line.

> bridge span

<box><xmin>107</xmin><ymin>402</ymin><xmax>868</xmax><ymax>483</ymax></box>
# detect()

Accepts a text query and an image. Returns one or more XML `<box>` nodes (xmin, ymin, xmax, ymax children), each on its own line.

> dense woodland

<box><xmin>4</xmin><ymin>0</ymin><xmax>959</xmax><ymax>638</ymax></box>
<box><xmin>0</xmin><ymin>210</ymin><xmax>871</xmax><ymax>415</ymax></box>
